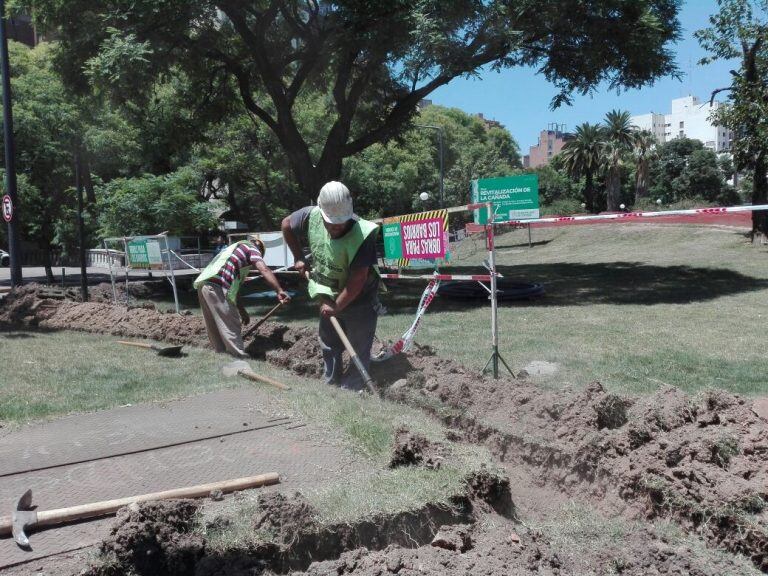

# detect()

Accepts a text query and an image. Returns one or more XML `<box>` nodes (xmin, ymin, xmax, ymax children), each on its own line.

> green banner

<box><xmin>382</xmin><ymin>222</ymin><xmax>403</xmax><ymax>259</ymax></box>
<box><xmin>127</xmin><ymin>238</ymin><xmax>164</xmax><ymax>268</ymax></box>
<box><xmin>126</xmin><ymin>239</ymin><xmax>150</xmax><ymax>266</ymax></box>
<box><xmin>472</xmin><ymin>174</ymin><xmax>539</xmax><ymax>224</ymax></box>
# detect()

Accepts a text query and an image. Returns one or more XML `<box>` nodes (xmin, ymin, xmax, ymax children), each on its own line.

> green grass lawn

<box><xmin>16</xmin><ymin>222</ymin><xmax>766</xmax><ymax>407</ymax></box>
<box><xmin>231</xmin><ymin>222</ymin><xmax>768</xmax><ymax>397</ymax></box>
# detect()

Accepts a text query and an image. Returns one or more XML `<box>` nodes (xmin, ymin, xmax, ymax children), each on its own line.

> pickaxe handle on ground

<box><xmin>236</xmin><ymin>366</ymin><xmax>292</xmax><ymax>390</ymax></box>
<box><xmin>243</xmin><ymin>301</ymin><xmax>284</xmax><ymax>339</ymax></box>
<box><xmin>0</xmin><ymin>472</ymin><xmax>279</xmax><ymax>548</ymax></box>
<box><xmin>329</xmin><ymin>316</ymin><xmax>378</xmax><ymax>396</ymax></box>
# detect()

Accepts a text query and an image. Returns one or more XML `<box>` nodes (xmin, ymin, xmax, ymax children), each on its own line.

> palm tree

<box><xmin>559</xmin><ymin>123</ymin><xmax>604</xmax><ymax>212</ymax></box>
<box><xmin>602</xmin><ymin>110</ymin><xmax>635</xmax><ymax>210</ymax></box>
<box><xmin>632</xmin><ymin>130</ymin><xmax>657</xmax><ymax>201</ymax></box>
<box><xmin>602</xmin><ymin>140</ymin><xmax>624</xmax><ymax>211</ymax></box>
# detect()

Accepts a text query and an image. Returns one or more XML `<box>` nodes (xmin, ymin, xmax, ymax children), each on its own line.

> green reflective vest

<box><xmin>307</xmin><ymin>207</ymin><xmax>379</xmax><ymax>300</ymax></box>
<box><xmin>193</xmin><ymin>241</ymin><xmax>254</xmax><ymax>304</ymax></box>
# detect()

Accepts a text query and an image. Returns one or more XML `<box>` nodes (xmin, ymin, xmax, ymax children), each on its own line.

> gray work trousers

<box><xmin>318</xmin><ymin>301</ymin><xmax>378</xmax><ymax>390</ymax></box>
<box><xmin>198</xmin><ymin>283</ymin><xmax>248</xmax><ymax>358</ymax></box>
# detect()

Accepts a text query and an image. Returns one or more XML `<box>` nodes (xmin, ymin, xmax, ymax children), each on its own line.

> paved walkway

<box><xmin>0</xmin><ymin>388</ymin><xmax>364</xmax><ymax>570</ymax></box>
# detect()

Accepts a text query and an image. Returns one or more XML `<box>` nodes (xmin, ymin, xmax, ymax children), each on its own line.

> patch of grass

<box><xmin>535</xmin><ymin>500</ymin><xmax>763</xmax><ymax>576</ymax></box>
<box><xmin>0</xmin><ymin>330</ymin><xmax>233</xmax><ymax>426</ymax></box>
<box><xmin>371</xmin><ymin>224</ymin><xmax>768</xmax><ymax>397</ymax></box>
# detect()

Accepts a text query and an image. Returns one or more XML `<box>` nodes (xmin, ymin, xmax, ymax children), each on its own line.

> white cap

<box><xmin>318</xmin><ymin>181</ymin><xmax>355</xmax><ymax>224</ymax></box>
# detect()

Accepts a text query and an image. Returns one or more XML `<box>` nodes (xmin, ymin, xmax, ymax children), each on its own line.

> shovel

<box><xmin>329</xmin><ymin>317</ymin><xmax>378</xmax><ymax>396</ymax></box>
<box><xmin>243</xmin><ymin>301</ymin><xmax>285</xmax><ymax>340</ymax></box>
<box><xmin>117</xmin><ymin>340</ymin><xmax>184</xmax><ymax>358</ymax></box>
<box><xmin>222</xmin><ymin>360</ymin><xmax>291</xmax><ymax>391</ymax></box>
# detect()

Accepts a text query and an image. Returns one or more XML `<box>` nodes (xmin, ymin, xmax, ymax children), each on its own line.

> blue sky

<box><xmin>430</xmin><ymin>0</ymin><xmax>736</xmax><ymax>152</ymax></box>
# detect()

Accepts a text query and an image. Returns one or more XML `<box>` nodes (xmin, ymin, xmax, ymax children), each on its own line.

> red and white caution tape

<box><xmin>373</xmin><ymin>279</ymin><xmax>441</xmax><ymax>362</ymax></box>
<box><xmin>380</xmin><ymin>273</ymin><xmax>494</xmax><ymax>281</ymax></box>
<box><xmin>503</xmin><ymin>204</ymin><xmax>768</xmax><ymax>227</ymax></box>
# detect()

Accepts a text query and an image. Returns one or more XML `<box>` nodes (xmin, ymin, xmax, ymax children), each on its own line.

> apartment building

<box><xmin>523</xmin><ymin>123</ymin><xmax>573</xmax><ymax>168</ymax></box>
<box><xmin>631</xmin><ymin>95</ymin><xmax>733</xmax><ymax>152</ymax></box>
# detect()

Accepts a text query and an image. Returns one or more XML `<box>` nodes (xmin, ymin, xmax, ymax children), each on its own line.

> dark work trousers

<box><xmin>318</xmin><ymin>301</ymin><xmax>378</xmax><ymax>390</ymax></box>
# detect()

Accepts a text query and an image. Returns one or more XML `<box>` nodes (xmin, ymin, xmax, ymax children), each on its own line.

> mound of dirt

<box><xmin>84</xmin><ymin>500</ymin><xmax>204</xmax><ymax>576</ymax></box>
<box><xmin>0</xmin><ymin>284</ymin><xmax>301</xmax><ymax>356</ymax></box>
<box><xmin>265</xmin><ymin>326</ymin><xmax>324</xmax><ymax>376</ymax></box>
<box><xmin>389</xmin><ymin>427</ymin><xmax>444</xmax><ymax>469</ymax></box>
<box><xmin>252</xmin><ymin>492</ymin><xmax>319</xmax><ymax>544</ymax></box>
<box><xmin>384</xmin><ymin>360</ymin><xmax>768</xmax><ymax>572</ymax></box>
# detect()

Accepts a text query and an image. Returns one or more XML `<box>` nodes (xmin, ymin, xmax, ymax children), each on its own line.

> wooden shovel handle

<box><xmin>34</xmin><ymin>473</ymin><xmax>279</xmax><ymax>529</ymax></box>
<box><xmin>117</xmin><ymin>341</ymin><xmax>154</xmax><ymax>350</ymax></box>
<box><xmin>243</xmin><ymin>301</ymin><xmax>284</xmax><ymax>339</ymax></box>
<box><xmin>329</xmin><ymin>317</ymin><xmax>377</xmax><ymax>395</ymax></box>
<box><xmin>237</xmin><ymin>368</ymin><xmax>291</xmax><ymax>391</ymax></box>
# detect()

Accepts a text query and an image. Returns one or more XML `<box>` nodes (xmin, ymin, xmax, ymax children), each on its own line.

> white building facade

<box><xmin>630</xmin><ymin>96</ymin><xmax>732</xmax><ymax>152</ymax></box>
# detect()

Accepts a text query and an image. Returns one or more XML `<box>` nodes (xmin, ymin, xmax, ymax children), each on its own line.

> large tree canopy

<box><xmin>696</xmin><ymin>0</ymin><xmax>768</xmax><ymax>236</ymax></box>
<box><xmin>19</xmin><ymin>0</ymin><xmax>682</xmax><ymax>199</ymax></box>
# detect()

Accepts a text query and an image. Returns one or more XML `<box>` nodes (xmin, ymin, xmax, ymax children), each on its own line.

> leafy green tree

<box><xmin>21</xmin><ymin>0</ymin><xmax>682</xmax><ymax>199</ymax></box>
<box><xmin>602</xmin><ymin>110</ymin><xmax>635</xmax><ymax>210</ymax></box>
<box><xmin>0</xmin><ymin>42</ymin><xmax>80</xmax><ymax>281</ymax></box>
<box><xmin>696</xmin><ymin>0</ymin><xmax>768</xmax><ymax>236</ymax></box>
<box><xmin>534</xmin><ymin>163</ymin><xmax>579</xmax><ymax>206</ymax></box>
<box><xmin>343</xmin><ymin>105</ymin><xmax>521</xmax><ymax>216</ymax></box>
<box><xmin>559</xmin><ymin>123</ymin><xmax>604</xmax><ymax>212</ymax></box>
<box><xmin>97</xmin><ymin>167</ymin><xmax>218</xmax><ymax>237</ymax></box>
<box><xmin>648</xmin><ymin>137</ymin><xmax>735</xmax><ymax>204</ymax></box>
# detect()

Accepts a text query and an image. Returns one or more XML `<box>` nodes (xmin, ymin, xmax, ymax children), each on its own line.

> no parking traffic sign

<box><xmin>2</xmin><ymin>194</ymin><xmax>12</xmax><ymax>223</ymax></box>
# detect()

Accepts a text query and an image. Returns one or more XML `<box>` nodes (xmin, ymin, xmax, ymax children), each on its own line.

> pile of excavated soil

<box><xmin>373</xmin><ymin>348</ymin><xmax>768</xmax><ymax>572</ymax></box>
<box><xmin>389</xmin><ymin>427</ymin><xmax>445</xmax><ymax>469</ymax></box>
<box><xmin>0</xmin><ymin>284</ymin><xmax>298</xmax><ymax>356</ymax></box>
<box><xmin>84</xmin><ymin>500</ymin><xmax>204</xmax><ymax>576</ymax></box>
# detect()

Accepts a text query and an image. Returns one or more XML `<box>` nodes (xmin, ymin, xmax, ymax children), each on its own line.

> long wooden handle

<box><xmin>243</xmin><ymin>301</ymin><xmax>284</xmax><ymax>339</ymax></box>
<box><xmin>117</xmin><ymin>341</ymin><xmax>154</xmax><ymax>350</ymax></box>
<box><xmin>34</xmin><ymin>473</ymin><xmax>279</xmax><ymax>529</ymax></box>
<box><xmin>237</xmin><ymin>368</ymin><xmax>291</xmax><ymax>391</ymax></box>
<box><xmin>329</xmin><ymin>317</ymin><xmax>377</xmax><ymax>395</ymax></box>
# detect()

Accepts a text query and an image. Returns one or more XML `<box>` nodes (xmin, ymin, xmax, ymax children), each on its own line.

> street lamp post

<box><xmin>0</xmin><ymin>0</ymin><xmax>22</xmax><ymax>286</ymax></box>
<box><xmin>415</xmin><ymin>124</ymin><xmax>444</xmax><ymax>208</ymax></box>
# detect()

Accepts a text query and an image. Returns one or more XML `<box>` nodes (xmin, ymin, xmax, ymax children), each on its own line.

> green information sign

<box><xmin>127</xmin><ymin>238</ymin><xmax>164</xmax><ymax>268</ymax></box>
<box><xmin>472</xmin><ymin>174</ymin><xmax>539</xmax><ymax>224</ymax></box>
<box><xmin>383</xmin><ymin>222</ymin><xmax>403</xmax><ymax>259</ymax></box>
<box><xmin>127</xmin><ymin>239</ymin><xmax>149</xmax><ymax>266</ymax></box>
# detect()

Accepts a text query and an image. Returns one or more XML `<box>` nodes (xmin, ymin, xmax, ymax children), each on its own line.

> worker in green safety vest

<box><xmin>193</xmin><ymin>235</ymin><xmax>290</xmax><ymax>358</ymax></box>
<box><xmin>282</xmin><ymin>181</ymin><xmax>380</xmax><ymax>390</ymax></box>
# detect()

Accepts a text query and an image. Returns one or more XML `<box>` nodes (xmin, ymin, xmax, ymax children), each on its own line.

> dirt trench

<box><xmin>2</xmin><ymin>286</ymin><xmax>768</xmax><ymax>574</ymax></box>
<box><xmin>80</xmin><ymin>472</ymin><xmax>512</xmax><ymax>576</ymax></box>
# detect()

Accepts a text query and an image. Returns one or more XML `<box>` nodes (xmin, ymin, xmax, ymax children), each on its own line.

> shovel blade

<box><xmin>157</xmin><ymin>345</ymin><xmax>184</xmax><ymax>357</ymax></box>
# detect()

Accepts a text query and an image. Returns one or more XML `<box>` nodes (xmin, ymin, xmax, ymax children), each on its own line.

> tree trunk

<box><xmin>607</xmin><ymin>169</ymin><xmax>621</xmax><ymax>211</ymax></box>
<box><xmin>752</xmin><ymin>154</ymin><xmax>768</xmax><ymax>238</ymax></box>
<box><xmin>635</xmin><ymin>162</ymin><xmax>648</xmax><ymax>201</ymax></box>
<box><xmin>42</xmin><ymin>243</ymin><xmax>55</xmax><ymax>284</ymax></box>
<box><xmin>584</xmin><ymin>172</ymin><xmax>595</xmax><ymax>213</ymax></box>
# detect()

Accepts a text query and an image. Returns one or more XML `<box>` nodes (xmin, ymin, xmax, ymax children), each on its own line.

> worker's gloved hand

<box><xmin>277</xmin><ymin>290</ymin><xmax>291</xmax><ymax>304</ymax></box>
<box><xmin>239</xmin><ymin>307</ymin><xmax>250</xmax><ymax>326</ymax></box>
<box><xmin>319</xmin><ymin>301</ymin><xmax>336</xmax><ymax>319</ymax></box>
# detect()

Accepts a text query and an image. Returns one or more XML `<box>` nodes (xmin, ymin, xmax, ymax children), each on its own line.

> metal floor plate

<box><xmin>0</xmin><ymin>388</ymin><xmax>286</xmax><ymax>476</ymax></box>
<box><xmin>0</xmin><ymin>389</ymin><xmax>364</xmax><ymax>569</ymax></box>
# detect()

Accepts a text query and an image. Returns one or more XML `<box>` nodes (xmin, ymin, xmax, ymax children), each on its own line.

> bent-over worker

<box><xmin>194</xmin><ymin>235</ymin><xmax>290</xmax><ymax>358</ymax></box>
<box><xmin>282</xmin><ymin>181</ymin><xmax>380</xmax><ymax>390</ymax></box>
